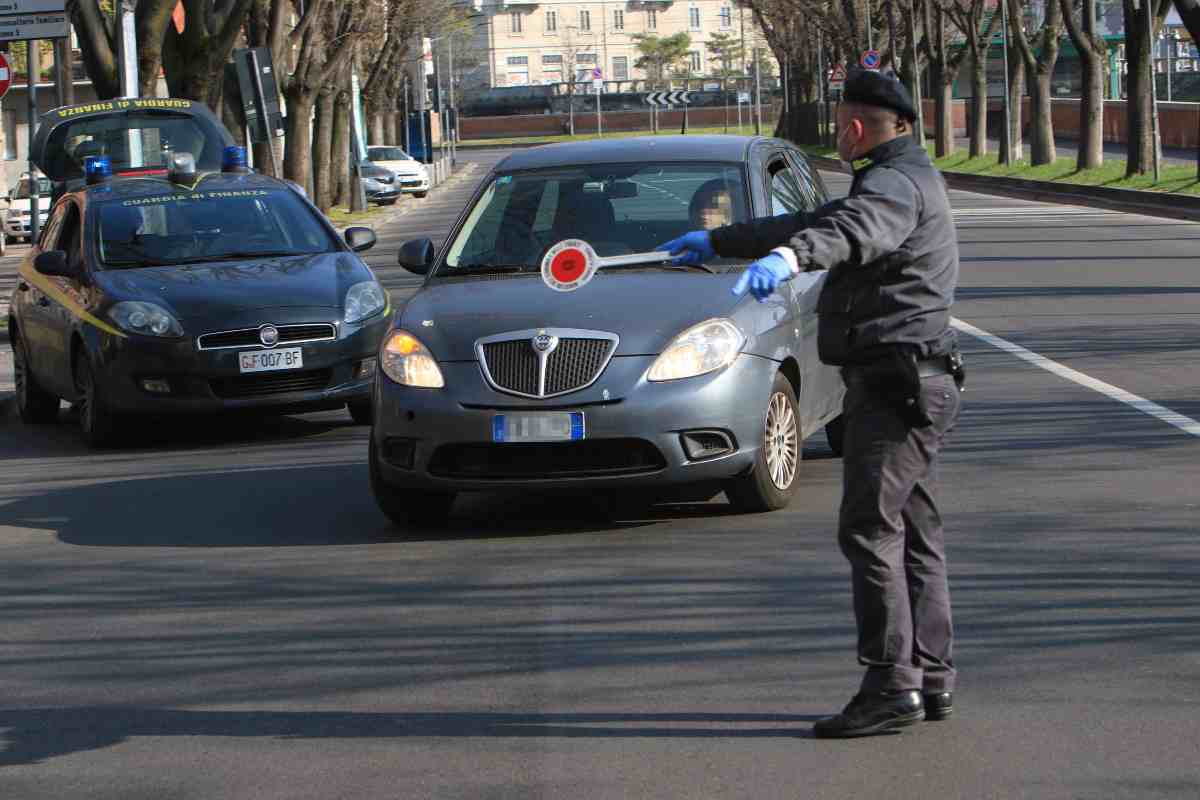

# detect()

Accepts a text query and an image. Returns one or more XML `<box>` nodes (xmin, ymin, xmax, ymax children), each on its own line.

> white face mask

<box><xmin>837</xmin><ymin>123</ymin><xmax>859</xmax><ymax>163</ymax></box>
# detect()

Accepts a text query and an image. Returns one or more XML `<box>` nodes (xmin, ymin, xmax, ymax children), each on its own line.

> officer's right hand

<box><xmin>659</xmin><ymin>231</ymin><xmax>715</xmax><ymax>266</ymax></box>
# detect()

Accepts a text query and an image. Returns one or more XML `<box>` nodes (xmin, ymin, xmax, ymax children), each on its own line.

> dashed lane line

<box><xmin>952</xmin><ymin>317</ymin><xmax>1200</xmax><ymax>438</ymax></box>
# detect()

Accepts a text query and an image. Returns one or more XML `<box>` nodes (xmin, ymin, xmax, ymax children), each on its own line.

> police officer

<box><xmin>662</xmin><ymin>70</ymin><xmax>963</xmax><ymax>738</ymax></box>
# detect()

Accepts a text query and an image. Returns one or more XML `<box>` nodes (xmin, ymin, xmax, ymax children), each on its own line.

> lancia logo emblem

<box><xmin>260</xmin><ymin>325</ymin><xmax>280</xmax><ymax>347</ymax></box>
<box><xmin>532</xmin><ymin>332</ymin><xmax>559</xmax><ymax>354</ymax></box>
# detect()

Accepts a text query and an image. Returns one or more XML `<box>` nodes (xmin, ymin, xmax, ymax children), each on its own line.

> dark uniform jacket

<box><xmin>710</xmin><ymin>136</ymin><xmax>959</xmax><ymax>366</ymax></box>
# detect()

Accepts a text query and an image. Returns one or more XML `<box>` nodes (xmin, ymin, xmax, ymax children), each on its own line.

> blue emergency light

<box><xmin>84</xmin><ymin>156</ymin><xmax>112</xmax><ymax>184</ymax></box>
<box><xmin>222</xmin><ymin>145</ymin><xmax>250</xmax><ymax>173</ymax></box>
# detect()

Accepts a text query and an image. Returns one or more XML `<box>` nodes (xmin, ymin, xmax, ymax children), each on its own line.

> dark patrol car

<box><xmin>8</xmin><ymin>143</ymin><xmax>391</xmax><ymax>447</ymax></box>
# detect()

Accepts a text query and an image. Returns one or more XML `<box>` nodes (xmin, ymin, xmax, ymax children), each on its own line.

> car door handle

<box><xmin>17</xmin><ymin>281</ymin><xmax>28</xmax><ymax>292</ymax></box>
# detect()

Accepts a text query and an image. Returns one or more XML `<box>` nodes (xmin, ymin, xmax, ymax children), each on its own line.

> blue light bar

<box><xmin>84</xmin><ymin>156</ymin><xmax>112</xmax><ymax>184</ymax></box>
<box><xmin>222</xmin><ymin>145</ymin><xmax>249</xmax><ymax>173</ymax></box>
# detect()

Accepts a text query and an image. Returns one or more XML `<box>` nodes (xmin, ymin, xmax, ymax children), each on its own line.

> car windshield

<box><xmin>44</xmin><ymin>111</ymin><xmax>227</xmax><ymax>182</ymax></box>
<box><xmin>369</xmin><ymin>147</ymin><xmax>411</xmax><ymax>161</ymax></box>
<box><xmin>13</xmin><ymin>178</ymin><xmax>52</xmax><ymax>198</ymax></box>
<box><xmin>439</xmin><ymin>162</ymin><xmax>749</xmax><ymax>274</ymax></box>
<box><xmin>95</xmin><ymin>188</ymin><xmax>337</xmax><ymax>268</ymax></box>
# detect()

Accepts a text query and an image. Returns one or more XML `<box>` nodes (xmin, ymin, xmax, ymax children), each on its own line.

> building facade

<box><xmin>470</xmin><ymin>0</ymin><xmax>770</xmax><ymax>88</ymax></box>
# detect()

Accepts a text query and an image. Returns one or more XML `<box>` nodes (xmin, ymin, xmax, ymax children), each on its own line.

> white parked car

<box><xmin>5</xmin><ymin>174</ymin><xmax>52</xmax><ymax>244</ymax></box>
<box><xmin>366</xmin><ymin>146</ymin><xmax>430</xmax><ymax>198</ymax></box>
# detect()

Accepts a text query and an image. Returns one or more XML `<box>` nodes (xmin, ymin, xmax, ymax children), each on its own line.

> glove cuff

<box><xmin>770</xmin><ymin>247</ymin><xmax>801</xmax><ymax>275</ymax></box>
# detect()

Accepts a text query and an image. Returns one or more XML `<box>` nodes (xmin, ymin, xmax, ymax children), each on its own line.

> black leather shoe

<box><xmin>923</xmin><ymin>691</ymin><xmax>953</xmax><ymax>721</ymax></box>
<box><xmin>812</xmin><ymin>690</ymin><xmax>925</xmax><ymax>738</ymax></box>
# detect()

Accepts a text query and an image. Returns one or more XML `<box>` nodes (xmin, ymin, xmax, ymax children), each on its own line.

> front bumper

<box><xmin>372</xmin><ymin>353</ymin><xmax>778</xmax><ymax>492</ymax></box>
<box><xmin>5</xmin><ymin>216</ymin><xmax>48</xmax><ymax>237</ymax></box>
<box><xmin>93</xmin><ymin>309</ymin><xmax>391</xmax><ymax>415</ymax></box>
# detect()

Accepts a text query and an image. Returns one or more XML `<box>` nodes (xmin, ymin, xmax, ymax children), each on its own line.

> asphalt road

<box><xmin>2</xmin><ymin>148</ymin><xmax>1198</xmax><ymax>799</ymax></box>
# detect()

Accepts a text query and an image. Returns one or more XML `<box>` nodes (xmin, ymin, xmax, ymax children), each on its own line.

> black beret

<box><xmin>843</xmin><ymin>69</ymin><xmax>917</xmax><ymax>123</ymax></box>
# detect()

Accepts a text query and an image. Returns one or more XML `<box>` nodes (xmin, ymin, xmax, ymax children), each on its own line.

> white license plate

<box><xmin>493</xmin><ymin>412</ymin><xmax>584</xmax><ymax>443</ymax></box>
<box><xmin>239</xmin><ymin>347</ymin><xmax>304</xmax><ymax>374</ymax></box>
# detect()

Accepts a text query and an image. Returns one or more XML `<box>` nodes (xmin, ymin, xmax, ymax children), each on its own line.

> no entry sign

<box><xmin>0</xmin><ymin>52</ymin><xmax>10</xmax><ymax>101</ymax></box>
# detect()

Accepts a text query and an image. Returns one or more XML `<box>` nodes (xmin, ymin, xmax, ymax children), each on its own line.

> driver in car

<box><xmin>689</xmin><ymin>179</ymin><xmax>735</xmax><ymax>230</ymax></box>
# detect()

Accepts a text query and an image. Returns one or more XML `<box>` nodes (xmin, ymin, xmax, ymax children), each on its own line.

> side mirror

<box><xmin>398</xmin><ymin>238</ymin><xmax>435</xmax><ymax>274</ymax></box>
<box><xmin>34</xmin><ymin>250</ymin><xmax>78</xmax><ymax>280</ymax></box>
<box><xmin>344</xmin><ymin>226</ymin><xmax>376</xmax><ymax>253</ymax></box>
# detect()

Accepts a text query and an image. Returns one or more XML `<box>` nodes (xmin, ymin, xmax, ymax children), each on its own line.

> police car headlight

<box><xmin>109</xmin><ymin>301</ymin><xmax>184</xmax><ymax>338</ymax></box>
<box><xmin>343</xmin><ymin>281</ymin><xmax>387</xmax><ymax>324</ymax></box>
<box><xmin>647</xmin><ymin>318</ymin><xmax>744</xmax><ymax>382</ymax></box>
<box><xmin>380</xmin><ymin>330</ymin><xmax>444</xmax><ymax>388</ymax></box>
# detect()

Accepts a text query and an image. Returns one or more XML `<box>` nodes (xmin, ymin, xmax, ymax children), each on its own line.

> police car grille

<box><xmin>197</xmin><ymin>324</ymin><xmax>337</xmax><ymax>350</ymax></box>
<box><xmin>545</xmin><ymin>339</ymin><xmax>613</xmax><ymax>395</ymax></box>
<box><xmin>481</xmin><ymin>340</ymin><xmax>539</xmax><ymax>396</ymax></box>
<box><xmin>210</xmin><ymin>368</ymin><xmax>333</xmax><ymax>399</ymax></box>
<box><xmin>481</xmin><ymin>337</ymin><xmax>614</xmax><ymax>397</ymax></box>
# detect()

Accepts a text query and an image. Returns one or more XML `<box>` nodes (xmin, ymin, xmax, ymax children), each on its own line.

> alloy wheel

<box><xmin>764</xmin><ymin>391</ymin><xmax>799</xmax><ymax>490</ymax></box>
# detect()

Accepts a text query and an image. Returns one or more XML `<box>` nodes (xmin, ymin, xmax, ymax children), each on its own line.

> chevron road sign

<box><xmin>644</xmin><ymin>90</ymin><xmax>691</xmax><ymax>106</ymax></box>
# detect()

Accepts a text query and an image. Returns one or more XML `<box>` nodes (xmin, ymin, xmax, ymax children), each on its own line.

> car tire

<box><xmin>381</xmin><ymin>198</ymin><xmax>398</xmax><ymax>206</ymax></box>
<box><xmin>73</xmin><ymin>354</ymin><xmax>122</xmax><ymax>448</ymax></box>
<box><xmin>12</xmin><ymin>333</ymin><xmax>60</xmax><ymax>424</ymax></box>
<box><xmin>414</xmin><ymin>192</ymin><xmax>428</xmax><ymax>199</ymax></box>
<box><xmin>369</xmin><ymin>438</ymin><xmax>455</xmax><ymax>529</ymax></box>
<box><xmin>725</xmin><ymin>372</ymin><xmax>802</xmax><ymax>513</ymax></box>
<box><xmin>347</xmin><ymin>398</ymin><xmax>373</xmax><ymax>425</ymax></box>
<box><xmin>825</xmin><ymin>414</ymin><xmax>846</xmax><ymax>457</ymax></box>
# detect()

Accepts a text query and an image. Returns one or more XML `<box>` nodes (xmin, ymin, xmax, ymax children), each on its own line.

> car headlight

<box><xmin>380</xmin><ymin>330</ymin><xmax>444</xmax><ymax>388</ymax></box>
<box><xmin>344</xmin><ymin>281</ymin><xmax>387</xmax><ymax>324</ymax></box>
<box><xmin>109</xmin><ymin>301</ymin><xmax>185</xmax><ymax>337</ymax></box>
<box><xmin>647</xmin><ymin>318</ymin><xmax>744</xmax><ymax>382</ymax></box>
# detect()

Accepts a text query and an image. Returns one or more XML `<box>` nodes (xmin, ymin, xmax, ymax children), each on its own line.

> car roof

<box><xmin>495</xmin><ymin>135</ymin><xmax>782</xmax><ymax>172</ymax></box>
<box><xmin>75</xmin><ymin>171</ymin><xmax>288</xmax><ymax>204</ymax></box>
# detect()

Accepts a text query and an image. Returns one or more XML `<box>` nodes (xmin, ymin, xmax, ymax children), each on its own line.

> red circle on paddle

<box><xmin>550</xmin><ymin>248</ymin><xmax>588</xmax><ymax>283</ymax></box>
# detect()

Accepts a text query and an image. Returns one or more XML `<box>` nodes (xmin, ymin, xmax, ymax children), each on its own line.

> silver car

<box><xmin>372</xmin><ymin>135</ymin><xmax>846</xmax><ymax>527</ymax></box>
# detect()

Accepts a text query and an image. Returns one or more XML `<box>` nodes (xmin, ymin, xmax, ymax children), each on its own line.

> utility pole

<box><xmin>999</xmin><ymin>0</ymin><xmax>1013</xmax><ymax>163</ymax></box>
<box><xmin>753</xmin><ymin>47</ymin><xmax>762</xmax><ymax>135</ymax></box>
<box><xmin>1146</xmin><ymin>0</ymin><xmax>1161</xmax><ymax>181</ymax></box>
<box><xmin>27</xmin><ymin>39</ymin><xmax>39</xmax><ymax>243</ymax></box>
<box><xmin>908</xmin><ymin>0</ymin><xmax>924</xmax><ymax>148</ymax></box>
<box><xmin>116</xmin><ymin>0</ymin><xmax>142</xmax><ymax>167</ymax></box>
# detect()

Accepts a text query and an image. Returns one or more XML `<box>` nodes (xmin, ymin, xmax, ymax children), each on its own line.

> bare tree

<box><xmin>1059</xmin><ymin>0</ymin><xmax>1106</xmax><ymax>169</ymax></box>
<box><xmin>924</xmin><ymin>0</ymin><xmax>969</xmax><ymax>156</ymax></box>
<box><xmin>1006</xmin><ymin>0</ymin><xmax>1062</xmax><ymax>166</ymax></box>
<box><xmin>1122</xmin><ymin>0</ymin><xmax>1172</xmax><ymax>175</ymax></box>
<box><xmin>946</xmin><ymin>0</ymin><xmax>1002</xmax><ymax>157</ymax></box>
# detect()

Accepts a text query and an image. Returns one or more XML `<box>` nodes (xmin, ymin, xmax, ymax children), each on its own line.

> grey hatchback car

<box><xmin>372</xmin><ymin>136</ymin><xmax>846</xmax><ymax>527</ymax></box>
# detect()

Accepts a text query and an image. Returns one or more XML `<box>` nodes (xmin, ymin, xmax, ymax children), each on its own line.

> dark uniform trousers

<box><xmin>838</xmin><ymin>368</ymin><xmax>961</xmax><ymax>694</ymax></box>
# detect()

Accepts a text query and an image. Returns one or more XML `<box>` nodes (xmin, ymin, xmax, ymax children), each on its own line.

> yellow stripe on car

<box><xmin>18</xmin><ymin>263</ymin><xmax>128</xmax><ymax>338</ymax></box>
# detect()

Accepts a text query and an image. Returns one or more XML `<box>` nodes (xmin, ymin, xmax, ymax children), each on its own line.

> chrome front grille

<box><xmin>197</xmin><ymin>323</ymin><xmax>337</xmax><ymax>351</ymax></box>
<box><xmin>477</xmin><ymin>328</ymin><xmax>619</xmax><ymax>399</ymax></box>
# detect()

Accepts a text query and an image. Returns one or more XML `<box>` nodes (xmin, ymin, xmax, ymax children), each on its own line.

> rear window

<box><xmin>441</xmin><ymin>162</ymin><xmax>749</xmax><ymax>273</ymax></box>
<box><xmin>94</xmin><ymin>189</ymin><xmax>337</xmax><ymax>268</ymax></box>
<box><xmin>43</xmin><ymin>112</ymin><xmax>228</xmax><ymax>182</ymax></box>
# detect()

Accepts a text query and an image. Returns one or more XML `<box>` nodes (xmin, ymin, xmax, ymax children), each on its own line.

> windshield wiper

<box><xmin>450</xmin><ymin>264</ymin><xmax>533</xmax><ymax>275</ymax></box>
<box><xmin>602</xmin><ymin>261</ymin><xmax>717</xmax><ymax>274</ymax></box>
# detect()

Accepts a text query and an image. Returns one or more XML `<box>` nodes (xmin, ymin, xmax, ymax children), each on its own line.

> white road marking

<box><xmin>952</xmin><ymin>317</ymin><xmax>1200</xmax><ymax>438</ymax></box>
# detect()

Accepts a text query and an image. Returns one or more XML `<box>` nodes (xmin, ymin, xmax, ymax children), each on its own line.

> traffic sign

<box><xmin>0</xmin><ymin>52</ymin><xmax>10</xmax><ymax>101</ymax></box>
<box><xmin>0</xmin><ymin>0</ymin><xmax>68</xmax><ymax>42</ymax></box>
<box><xmin>592</xmin><ymin>67</ymin><xmax>602</xmax><ymax>79</ymax></box>
<box><xmin>593</xmin><ymin>78</ymin><xmax>603</xmax><ymax>92</ymax></box>
<box><xmin>860</xmin><ymin>49</ymin><xmax>881</xmax><ymax>71</ymax></box>
<box><xmin>644</xmin><ymin>90</ymin><xmax>691</xmax><ymax>107</ymax></box>
<box><xmin>0</xmin><ymin>0</ymin><xmax>66</xmax><ymax>12</ymax></box>
<box><xmin>737</xmin><ymin>91</ymin><xmax>750</xmax><ymax>104</ymax></box>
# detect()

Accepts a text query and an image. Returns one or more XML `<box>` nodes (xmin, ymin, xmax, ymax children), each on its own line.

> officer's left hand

<box><xmin>731</xmin><ymin>253</ymin><xmax>793</xmax><ymax>302</ymax></box>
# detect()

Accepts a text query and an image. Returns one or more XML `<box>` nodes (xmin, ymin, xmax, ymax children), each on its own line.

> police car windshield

<box><xmin>440</xmin><ymin>162</ymin><xmax>749</xmax><ymax>275</ymax></box>
<box><xmin>95</xmin><ymin>189</ymin><xmax>337</xmax><ymax>268</ymax></box>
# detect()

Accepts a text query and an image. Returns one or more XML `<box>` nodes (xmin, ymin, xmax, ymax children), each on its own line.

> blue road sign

<box><xmin>861</xmin><ymin>50</ymin><xmax>881</xmax><ymax>70</ymax></box>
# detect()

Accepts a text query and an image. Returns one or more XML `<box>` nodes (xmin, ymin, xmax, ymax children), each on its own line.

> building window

<box><xmin>511</xmin><ymin>12</ymin><xmax>522</xmax><ymax>33</ymax></box>
<box><xmin>546</xmin><ymin>11</ymin><xmax>557</xmax><ymax>32</ymax></box>
<box><xmin>647</xmin><ymin>9</ymin><xmax>657</xmax><ymax>29</ymax></box>
<box><xmin>580</xmin><ymin>9</ymin><xmax>591</xmax><ymax>31</ymax></box>
<box><xmin>577</xmin><ymin>53</ymin><xmax>597</xmax><ymax>64</ymax></box>
<box><xmin>689</xmin><ymin>50</ymin><xmax>701</xmax><ymax>72</ymax></box>
<box><xmin>508</xmin><ymin>56</ymin><xmax>529</xmax><ymax>66</ymax></box>
<box><xmin>543</xmin><ymin>54</ymin><xmax>563</xmax><ymax>64</ymax></box>
<box><xmin>614</xmin><ymin>9</ymin><xmax>624</xmax><ymax>30</ymax></box>
<box><xmin>719</xmin><ymin>6</ymin><xmax>731</xmax><ymax>28</ymax></box>
<box><xmin>613</xmin><ymin>56</ymin><xmax>629</xmax><ymax>80</ymax></box>
<box><xmin>689</xmin><ymin>7</ymin><xmax>701</xmax><ymax>29</ymax></box>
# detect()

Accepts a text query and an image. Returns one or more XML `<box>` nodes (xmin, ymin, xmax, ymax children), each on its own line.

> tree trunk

<box><xmin>314</xmin><ymin>90</ymin><xmax>336</xmax><ymax>213</ymax></box>
<box><xmin>1030</xmin><ymin>69</ymin><xmax>1055</xmax><ymax>164</ymax></box>
<box><xmin>283</xmin><ymin>92</ymin><xmax>315</xmax><ymax>187</ymax></box>
<box><xmin>1000</xmin><ymin>41</ymin><xmax>1025</xmax><ymax>164</ymax></box>
<box><xmin>332</xmin><ymin>89</ymin><xmax>351</xmax><ymax>207</ymax></box>
<box><xmin>371</xmin><ymin>113</ymin><xmax>386</xmax><ymax>146</ymax></box>
<box><xmin>1077</xmin><ymin>49</ymin><xmax>1104</xmax><ymax>169</ymax></box>
<box><xmin>969</xmin><ymin>46</ymin><xmax>988</xmax><ymax>157</ymax></box>
<box><xmin>935</xmin><ymin>72</ymin><xmax>954</xmax><ymax>157</ymax></box>
<box><xmin>1123</xmin><ymin>0</ymin><xmax>1155</xmax><ymax>175</ymax></box>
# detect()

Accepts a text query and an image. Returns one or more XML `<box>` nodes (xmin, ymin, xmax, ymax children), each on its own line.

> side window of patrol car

<box><xmin>767</xmin><ymin>157</ymin><xmax>806</xmax><ymax>215</ymax></box>
<box><xmin>38</xmin><ymin>205</ymin><xmax>65</xmax><ymax>251</ymax></box>
<box><xmin>57</xmin><ymin>204</ymin><xmax>83</xmax><ymax>269</ymax></box>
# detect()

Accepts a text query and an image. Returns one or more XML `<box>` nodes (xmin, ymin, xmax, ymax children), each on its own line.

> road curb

<box><xmin>808</xmin><ymin>155</ymin><xmax>1200</xmax><ymax>223</ymax></box>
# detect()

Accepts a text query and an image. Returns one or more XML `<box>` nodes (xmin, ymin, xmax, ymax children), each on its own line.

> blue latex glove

<box><xmin>659</xmin><ymin>230</ymin><xmax>715</xmax><ymax>266</ymax></box>
<box><xmin>731</xmin><ymin>253</ymin><xmax>793</xmax><ymax>302</ymax></box>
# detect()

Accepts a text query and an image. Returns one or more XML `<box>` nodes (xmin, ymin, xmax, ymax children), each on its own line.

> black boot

<box><xmin>923</xmin><ymin>691</ymin><xmax>953</xmax><ymax>721</ymax></box>
<box><xmin>812</xmin><ymin>690</ymin><xmax>925</xmax><ymax>738</ymax></box>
